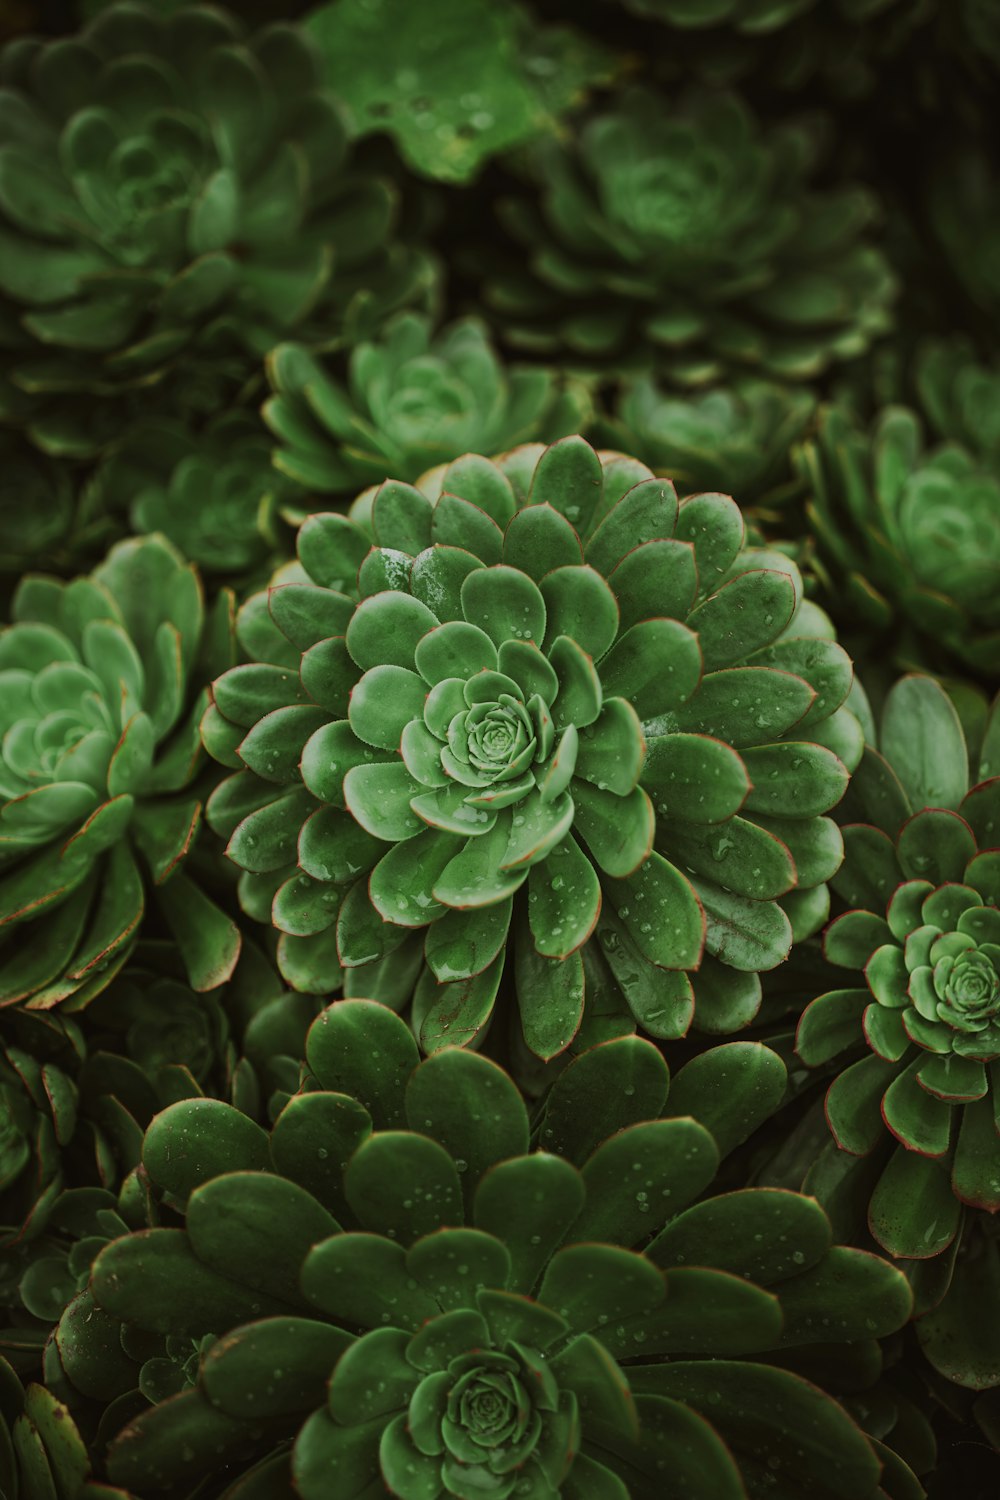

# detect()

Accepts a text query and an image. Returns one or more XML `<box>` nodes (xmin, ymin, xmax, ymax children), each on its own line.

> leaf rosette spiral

<box><xmin>52</xmin><ymin>1002</ymin><xmax>914</xmax><ymax>1500</ymax></box>
<box><xmin>205</xmin><ymin>435</ymin><xmax>858</xmax><ymax>1059</ymax></box>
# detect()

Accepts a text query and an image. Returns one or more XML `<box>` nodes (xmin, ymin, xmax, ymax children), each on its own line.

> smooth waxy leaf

<box><xmin>599</xmin><ymin>619</ymin><xmax>702</xmax><ymax>721</ymax></box>
<box><xmin>604</xmin><ymin>852</ymin><xmax>705</xmax><ymax>970</ymax></box>
<box><xmin>528</xmin><ymin>835</ymin><xmax>601</xmax><ymax>958</ymax></box>
<box><xmin>541</xmin><ymin>565</ymin><xmax>618</xmax><ymax>658</ymax></box>
<box><xmin>643</xmin><ymin>733</ymin><xmax>748</xmax><ymax>823</ymax></box>
<box><xmin>689</xmin><ymin>570</ymin><xmax>795</xmax><ymax>670</ymax></box>
<box><xmin>690</xmin><ymin>877</ymin><xmax>792</xmax><ymax>971</ymax></box>
<box><xmin>572</xmin><ymin>1119</ymin><xmax>718</xmax><ymax>1248</ymax></box>
<box><xmin>302</xmin><ymin>1234</ymin><xmax>438</xmax><ymax>1330</ymax></box>
<box><xmin>415</xmin><ymin>950</ymin><xmax>506</xmax><ymax>1052</ymax></box>
<box><xmin>880</xmin><ymin>675</ymin><xmax>968</xmax><ymax>812</ymax></box>
<box><xmin>649</xmin><ymin>1188</ymin><xmax>832</xmax><ymax>1283</ymax></box>
<box><xmin>868</xmin><ymin>1147</ymin><xmax>960</xmax><ymax>1258</ymax></box>
<box><xmin>461</xmin><ymin>564</ymin><xmax>546</xmax><ymax>648</ymax></box>
<box><xmin>345</xmin><ymin>1132</ymin><xmax>464</xmax><ymax>1244</ymax></box>
<box><xmin>631</xmin><ymin>1362</ymin><xmax>880</xmax><ymax>1500</ymax></box>
<box><xmin>574</xmin><ymin>698</ymin><xmax>645</xmax><ymax>796</ymax></box>
<box><xmin>504</xmin><ymin>504</ymin><xmax>583</xmax><ymax>580</ymax></box>
<box><xmin>269</xmin><ymin>1092</ymin><xmax>371</xmax><ymax>1226</ymax></box>
<box><xmin>92</xmin><ymin>1231</ymin><xmax>288</xmax><ymax>1337</ymax></box>
<box><xmin>667</xmin><ymin>1043</ymin><xmax>787</xmax><ymax>1160</ymax></box>
<box><xmin>202</xmin><ymin>1318</ymin><xmax>354</xmax><ymax>1420</ymax></box>
<box><xmin>515</xmin><ymin>928</ymin><xmax>585</xmax><ymax>1060</ymax></box>
<box><xmin>346</xmin><ymin>592</ymin><xmax>438</xmax><ymax>671</ymax></box>
<box><xmin>474</xmin><ymin>1155</ymin><xmax>585</xmax><ymax>1293</ymax></box>
<box><xmin>187</xmin><ymin>1171</ymin><xmax>342</xmax><ymax>1307</ymax></box>
<box><xmin>538</xmin><ymin>1243</ymin><xmax>664</xmax><ymax>1334</ymax></box>
<box><xmin>349</xmin><ymin>665</ymin><xmax>427</xmax><ymax>749</ymax></box>
<box><xmin>106</xmin><ymin>1391</ymin><xmax>250</xmax><ymax>1494</ymax></box>
<box><xmin>605</xmin><ymin>1269</ymin><xmax>782</xmax><ymax>1359</ymax></box>
<box><xmin>306</xmin><ymin>999</ymin><xmax>418</xmax><ymax>1128</ymax></box>
<box><xmin>405</xmin><ymin>1049</ymin><xmax>529</xmax><ymax>1198</ymax></box>
<box><xmin>537</xmin><ymin>1035</ymin><xmax>669</xmax><ymax>1166</ymax></box>
<box><xmin>142</xmin><ymin>1100</ymin><xmax>269</xmax><ymax>1203</ymax></box>
<box><xmin>424</xmin><ymin>898</ymin><xmax>512</xmax><ymax>980</ymax></box>
<box><xmin>585</xmin><ymin>478</ymin><xmax>678</xmax><ymax>577</ymax></box>
<box><xmin>574</xmin><ymin>781</ymin><xmax>654</xmax><ymax>878</ymax></box>
<box><xmin>307</xmin><ymin>0</ymin><xmax>607</xmax><ymax>185</ymax></box>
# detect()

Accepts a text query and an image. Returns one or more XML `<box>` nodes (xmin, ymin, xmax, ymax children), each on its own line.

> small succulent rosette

<box><xmin>596</xmin><ymin>375</ymin><xmax>815</xmax><ymax>512</ymax></box>
<box><xmin>88</xmin><ymin>410</ymin><xmax>291</xmax><ymax>577</ymax></box>
<box><xmin>54</xmin><ymin>1002</ymin><xmax>917</xmax><ymax>1499</ymax></box>
<box><xmin>0</xmin><ymin>535</ymin><xmax>241</xmax><ymax>1009</ymax></box>
<box><xmin>479</xmin><ymin>88</ymin><xmax>894</xmax><ymax>385</ymax></box>
<box><xmin>265</xmin><ymin>312</ymin><xmax>592</xmax><ymax>497</ymax></box>
<box><xmin>795</xmin><ymin>677</ymin><xmax>1000</xmax><ymax>1262</ymax></box>
<box><xmin>916</xmin><ymin>338</ymin><xmax>1000</xmax><ymax>466</ymax></box>
<box><xmin>0</xmin><ymin>2</ymin><xmax>417</xmax><ymax>444</ymax></box>
<box><xmin>800</xmin><ymin>404</ymin><xmax>1000</xmax><ymax>681</ymax></box>
<box><xmin>203</xmin><ymin>436</ymin><xmax>858</xmax><ymax>1061</ymax></box>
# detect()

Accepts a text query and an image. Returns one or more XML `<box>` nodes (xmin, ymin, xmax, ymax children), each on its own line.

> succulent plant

<box><xmin>793</xmin><ymin>676</ymin><xmax>1000</xmax><ymax>1262</ymax></box>
<box><xmin>800</xmin><ymin>404</ymin><xmax>1000</xmax><ymax>681</ymax></box>
<box><xmin>0</xmin><ymin>435</ymin><xmax>80</xmax><ymax>584</ymax></box>
<box><xmin>595</xmin><ymin>375</ymin><xmax>815</xmax><ymax>511</ymax></box>
<box><xmin>265</xmin><ymin>312</ymin><xmax>593</xmax><ymax>497</ymax></box>
<box><xmin>87</xmin><ymin>408</ymin><xmax>292</xmax><ymax>576</ymax></box>
<box><xmin>203</xmin><ymin>436</ymin><xmax>858</xmax><ymax>1061</ymax></box>
<box><xmin>480</xmin><ymin>88</ymin><xmax>895</xmax><ymax>385</ymax></box>
<box><xmin>0</xmin><ymin>1</ymin><xmax>425</xmax><ymax>448</ymax></box>
<box><xmin>54</xmin><ymin>1001</ymin><xmax>916</xmax><ymax>1498</ymax></box>
<box><xmin>927</xmin><ymin>143</ymin><xmax>1000</xmax><ymax>332</ymax></box>
<box><xmin>0</xmin><ymin>1353</ymin><xmax>129</xmax><ymax>1499</ymax></box>
<box><xmin>916</xmin><ymin>339</ymin><xmax>1000</xmax><ymax>466</ymax></box>
<box><xmin>0</xmin><ymin>534</ymin><xmax>241</xmax><ymax>1009</ymax></box>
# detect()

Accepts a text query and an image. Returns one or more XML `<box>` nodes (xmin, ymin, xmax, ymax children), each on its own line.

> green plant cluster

<box><xmin>0</xmin><ymin>1</ymin><xmax>998</xmax><ymax>1496</ymax></box>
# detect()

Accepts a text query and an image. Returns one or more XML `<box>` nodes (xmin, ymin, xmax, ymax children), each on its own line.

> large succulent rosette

<box><xmin>204</xmin><ymin>437</ymin><xmax>857</xmax><ymax>1060</ymax></box>
<box><xmin>794</xmin><ymin>678</ymin><xmax>1000</xmax><ymax>1254</ymax></box>
<box><xmin>479</xmin><ymin>88</ymin><xmax>894</xmax><ymax>385</ymax></box>
<box><xmin>265</xmin><ymin>312</ymin><xmax>591</xmax><ymax>498</ymax></box>
<box><xmin>53</xmin><ymin>1001</ymin><xmax>916</xmax><ymax>1499</ymax></box>
<box><xmin>0</xmin><ymin>535</ymin><xmax>241</xmax><ymax>1009</ymax></box>
<box><xmin>0</xmin><ymin>2</ymin><xmax>423</xmax><ymax>447</ymax></box>
<box><xmin>800</xmin><ymin>404</ymin><xmax>1000</xmax><ymax>681</ymax></box>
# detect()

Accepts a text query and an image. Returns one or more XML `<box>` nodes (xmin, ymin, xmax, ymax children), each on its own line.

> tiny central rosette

<box><xmin>934</xmin><ymin>946</ymin><xmax>1000</xmax><ymax>1034</ymax></box>
<box><xmin>438</xmin><ymin>1349</ymin><xmax>549</xmax><ymax>1477</ymax></box>
<box><xmin>441</xmin><ymin>680</ymin><xmax>571</xmax><ymax>799</ymax></box>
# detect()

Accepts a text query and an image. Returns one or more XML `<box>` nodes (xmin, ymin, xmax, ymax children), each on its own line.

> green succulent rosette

<box><xmin>800</xmin><ymin>404</ymin><xmax>1000</xmax><ymax>681</ymax></box>
<box><xmin>792</xmin><ymin>678</ymin><xmax>1000</xmax><ymax>1263</ymax></box>
<box><xmin>203</xmin><ymin>436</ymin><xmax>857</xmax><ymax>1059</ymax></box>
<box><xmin>0</xmin><ymin>2</ymin><xmax>423</xmax><ymax>448</ymax></box>
<box><xmin>927</xmin><ymin>142</ymin><xmax>1000</xmax><ymax>333</ymax></box>
<box><xmin>0</xmin><ymin>534</ymin><xmax>241</xmax><ymax>1010</ymax></box>
<box><xmin>595</xmin><ymin>375</ymin><xmax>815</xmax><ymax>511</ymax></box>
<box><xmin>480</xmin><ymin>88</ymin><xmax>894</xmax><ymax>386</ymax></box>
<box><xmin>0</xmin><ymin>435</ymin><xmax>79</xmax><ymax>583</ymax></box>
<box><xmin>265</xmin><ymin>312</ymin><xmax>592</xmax><ymax>497</ymax></box>
<box><xmin>916</xmin><ymin>339</ymin><xmax>1000</xmax><ymax>466</ymax></box>
<box><xmin>53</xmin><ymin>1001</ymin><xmax>916</xmax><ymax>1498</ymax></box>
<box><xmin>85</xmin><ymin>408</ymin><xmax>293</xmax><ymax>576</ymax></box>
